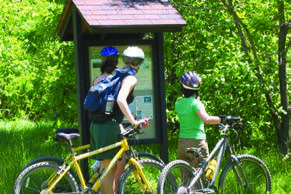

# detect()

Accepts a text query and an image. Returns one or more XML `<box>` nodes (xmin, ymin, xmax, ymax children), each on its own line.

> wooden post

<box><xmin>73</xmin><ymin>10</ymin><xmax>90</xmax><ymax>180</ymax></box>
<box><xmin>155</xmin><ymin>33</ymin><xmax>169</xmax><ymax>164</ymax></box>
<box><xmin>288</xmin><ymin>107</ymin><xmax>291</xmax><ymax>157</ymax></box>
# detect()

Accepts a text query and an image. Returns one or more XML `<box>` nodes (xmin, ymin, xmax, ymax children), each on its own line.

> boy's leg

<box><xmin>196</xmin><ymin>139</ymin><xmax>209</xmax><ymax>165</ymax></box>
<box><xmin>178</xmin><ymin>139</ymin><xmax>209</xmax><ymax>176</ymax></box>
<box><xmin>178</xmin><ymin>138</ymin><xmax>192</xmax><ymax>180</ymax></box>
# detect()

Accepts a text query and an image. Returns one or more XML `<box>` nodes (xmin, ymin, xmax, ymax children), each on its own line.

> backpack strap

<box><xmin>117</xmin><ymin>67</ymin><xmax>136</xmax><ymax>78</ymax></box>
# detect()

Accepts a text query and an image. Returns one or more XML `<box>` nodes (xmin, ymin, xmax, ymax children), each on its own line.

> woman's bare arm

<box><xmin>117</xmin><ymin>75</ymin><xmax>146</xmax><ymax>127</ymax></box>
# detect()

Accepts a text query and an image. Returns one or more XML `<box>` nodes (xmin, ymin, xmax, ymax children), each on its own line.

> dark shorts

<box><xmin>90</xmin><ymin>120</ymin><xmax>120</xmax><ymax>160</ymax></box>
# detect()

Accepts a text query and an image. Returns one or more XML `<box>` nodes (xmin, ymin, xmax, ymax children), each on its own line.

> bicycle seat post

<box><xmin>54</xmin><ymin>132</ymin><xmax>80</xmax><ymax>155</ymax></box>
<box><xmin>67</xmin><ymin>140</ymin><xmax>75</xmax><ymax>155</ymax></box>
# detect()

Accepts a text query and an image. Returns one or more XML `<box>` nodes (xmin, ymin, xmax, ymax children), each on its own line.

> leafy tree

<box><xmin>166</xmin><ymin>0</ymin><xmax>289</xmax><ymax>153</ymax></box>
<box><xmin>0</xmin><ymin>0</ymin><xmax>76</xmax><ymax>124</ymax></box>
<box><xmin>219</xmin><ymin>0</ymin><xmax>289</xmax><ymax>154</ymax></box>
<box><xmin>0</xmin><ymin>0</ymin><xmax>289</xmax><ymax>153</ymax></box>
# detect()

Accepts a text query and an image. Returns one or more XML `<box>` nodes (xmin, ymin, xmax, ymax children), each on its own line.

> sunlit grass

<box><xmin>0</xmin><ymin>120</ymin><xmax>68</xmax><ymax>193</ymax></box>
<box><xmin>0</xmin><ymin>120</ymin><xmax>289</xmax><ymax>193</ymax></box>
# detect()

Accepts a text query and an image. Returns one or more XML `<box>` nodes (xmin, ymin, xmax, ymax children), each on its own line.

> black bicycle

<box><xmin>158</xmin><ymin>116</ymin><xmax>272</xmax><ymax>193</ymax></box>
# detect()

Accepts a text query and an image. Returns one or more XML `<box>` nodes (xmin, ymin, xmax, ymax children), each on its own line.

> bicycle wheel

<box><xmin>14</xmin><ymin>161</ymin><xmax>79</xmax><ymax>194</ymax></box>
<box><xmin>117</xmin><ymin>159</ymin><xmax>164</xmax><ymax>194</ymax></box>
<box><xmin>218</xmin><ymin>154</ymin><xmax>272</xmax><ymax>193</ymax></box>
<box><xmin>24</xmin><ymin>156</ymin><xmax>64</xmax><ymax>169</ymax></box>
<box><xmin>137</xmin><ymin>152</ymin><xmax>165</xmax><ymax>165</ymax></box>
<box><xmin>157</xmin><ymin>160</ymin><xmax>203</xmax><ymax>194</ymax></box>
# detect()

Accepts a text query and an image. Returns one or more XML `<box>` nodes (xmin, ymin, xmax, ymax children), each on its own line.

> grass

<box><xmin>136</xmin><ymin>134</ymin><xmax>291</xmax><ymax>193</ymax></box>
<box><xmin>0</xmin><ymin>120</ymin><xmax>290</xmax><ymax>193</ymax></box>
<box><xmin>0</xmin><ymin>120</ymin><xmax>69</xmax><ymax>193</ymax></box>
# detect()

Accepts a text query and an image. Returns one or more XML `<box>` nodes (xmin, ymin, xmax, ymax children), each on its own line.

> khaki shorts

<box><xmin>177</xmin><ymin>138</ymin><xmax>209</xmax><ymax>168</ymax></box>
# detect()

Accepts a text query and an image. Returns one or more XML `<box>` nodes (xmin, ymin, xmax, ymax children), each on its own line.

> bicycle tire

<box><xmin>14</xmin><ymin>161</ymin><xmax>79</xmax><ymax>194</ymax></box>
<box><xmin>117</xmin><ymin>159</ymin><xmax>164</xmax><ymax>194</ymax></box>
<box><xmin>21</xmin><ymin>156</ymin><xmax>80</xmax><ymax>179</ymax></box>
<box><xmin>24</xmin><ymin>156</ymin><xmax>64</xmax><ymax>169</ymax></box>
<box><xmin>136</xmin><ymin>152</ymin><xmax>165</xmax><ymax>165</ymax></box>
<box><xmin>157</xmin><ymin>160</ymin><xmax>203</xmax><ymax>194</ymax></box>
<box><xmin>218</xmin><ymin>154</ymin><xmax>272</xmax><ymax>193</ymax></box>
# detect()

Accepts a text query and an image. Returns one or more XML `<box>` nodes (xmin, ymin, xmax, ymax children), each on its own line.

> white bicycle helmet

<box><xmin>122</xmin><ymin>46</ymin><xmax>144</xmax><ymax>66</ymax></box>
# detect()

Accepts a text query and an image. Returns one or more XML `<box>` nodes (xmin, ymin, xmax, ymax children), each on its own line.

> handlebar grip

<box><xmin>220</xmin><ymin>116</ymin><xmax>241</xmax><ymax>123</ymax></box>
<box><xmin>230</xmin><ymin>116</ymin><xmax>241</xmax><ymax>121</ymax></box>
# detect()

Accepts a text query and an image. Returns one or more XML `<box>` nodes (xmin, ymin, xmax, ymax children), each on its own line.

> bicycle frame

<box><xmin>188</xmin><ymin>125</ymin><xmax>241</xmax><ymax>190</ymax></box>
<box><xmin>45</xmin><ymin>137</ymin><xmax>152</xmax><ymax>193</ymax></box>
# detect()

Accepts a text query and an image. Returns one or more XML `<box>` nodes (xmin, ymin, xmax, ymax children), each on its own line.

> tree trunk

<box><xmin>277</xmin><ymin>0</ymin><xmax>289</xmax><ymax>155</ymax></box>
<box><xmin>221</xmin><ymin>0</ymin><xmax>289</xmax><ymax>154</ymax></box>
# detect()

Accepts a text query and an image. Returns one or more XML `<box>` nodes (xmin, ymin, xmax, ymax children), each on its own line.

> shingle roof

<box><xmin>56</xmin><ymin>0</ymin><xmax>187</xmax><ymax>40</ymax></box>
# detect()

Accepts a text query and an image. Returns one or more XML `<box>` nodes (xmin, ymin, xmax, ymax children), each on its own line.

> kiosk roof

<box><xmin>56</xmin><ymin>0</ymin><xmax>187</xmax><ymax>40</ymax></box>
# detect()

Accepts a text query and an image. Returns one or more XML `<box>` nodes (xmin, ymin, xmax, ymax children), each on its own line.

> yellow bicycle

<box><xmin>14</xmin><ymin>125</ymin><xmax>164</xmax><ymax>194</ymax></box>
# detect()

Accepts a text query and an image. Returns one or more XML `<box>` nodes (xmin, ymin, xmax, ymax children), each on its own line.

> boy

<box><xmin>175</xmin><ymin>72</ymin><xmax>222</xmax><ymax>168</ymax></box>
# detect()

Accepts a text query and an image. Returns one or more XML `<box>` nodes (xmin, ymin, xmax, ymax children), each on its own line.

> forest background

<box><xmin>0</xmin><ymin>0</ymin><xmax>290</xmax><ymax>192</ymax></box>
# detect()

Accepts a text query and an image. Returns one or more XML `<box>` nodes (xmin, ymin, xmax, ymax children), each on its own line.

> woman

<box><xmin>89</xmin><ymin>46</ymin><xmax>148</xmax><ymax>194</ymax></box>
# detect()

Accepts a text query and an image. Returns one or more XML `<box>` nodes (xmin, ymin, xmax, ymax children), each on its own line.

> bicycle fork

<box><xmin>44</xmin><ymin>163</ymin><xmax>73</xmax><ymax>194</ymax></box>
<box><xmin>229</xmin><ymin>155</ymin><xmax>249</xmax><ymax>190</ymax></box>
<box><xmin>43</xmin><ymin>156</ymin><xmax>81</xmax><ymax>194</ymax></box>
<box><xmin>128</xmin><ymin>158</ymin><xmax>153</xmax><ymax>193</ymax></box>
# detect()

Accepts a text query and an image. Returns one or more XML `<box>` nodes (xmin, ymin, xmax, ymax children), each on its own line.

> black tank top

<box><xmin>111</xmin><ymin>90</ymin><xmax>134</xmax><ymax>123</ymax></box>
<box><xmin>88</xmin><ymin>90</ymin><xmax>134</xmax><ymax>124</ymax></box>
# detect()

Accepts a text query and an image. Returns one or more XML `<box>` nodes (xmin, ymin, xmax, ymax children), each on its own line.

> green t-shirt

<box><xmin>175</xmin><ymin>97</ymin><xmax>206</xmax><ymax>139</ymax></box>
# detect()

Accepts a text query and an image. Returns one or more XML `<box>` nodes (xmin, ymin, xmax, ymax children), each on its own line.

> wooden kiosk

<box><xmin>56</xmin><ymin>0</ymin><xmax>187</xmax><ymax>177</ymax></box>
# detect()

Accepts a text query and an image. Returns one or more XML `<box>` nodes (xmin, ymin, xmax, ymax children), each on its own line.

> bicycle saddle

<box><xmin>54</xmin><ymin>132</ymin><xmax>80</xmax><ymax>143</ymax></box>
<box><xmin>56</xmin><ymin>128</ymin><xmax>79</xmax><ymax>134</ymax></box>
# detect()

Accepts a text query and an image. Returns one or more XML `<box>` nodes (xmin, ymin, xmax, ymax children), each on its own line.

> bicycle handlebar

<box><xmin>120</xmin><ymin>118</ymin><xmax>152</xmax><ymax>138</ymax></box>
<box><xmin>228</xmin><ymin>116</ymin><xmax>240</xmax><ymax>122</ymax></box>
<box><xmin>217</xmin><ymin>116</ymin><xmax>242</xmax><ymax>133</ymax></box>
<box><xmin>220</xmin><ymin>116</ymin><xmax>241</xmax><ymax>123</ymax></box>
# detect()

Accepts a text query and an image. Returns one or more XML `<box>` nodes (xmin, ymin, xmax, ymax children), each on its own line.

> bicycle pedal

<box><xmin>197</xmin><ymin>188</ymin><xmax>215</xmax><ymax>193</ymax></box>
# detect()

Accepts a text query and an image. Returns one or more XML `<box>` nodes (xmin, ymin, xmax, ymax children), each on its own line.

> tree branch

<box><xmin>220</xmin><ymin>0</ymin><xmax>287</xmax><ymax>153</ymax></box>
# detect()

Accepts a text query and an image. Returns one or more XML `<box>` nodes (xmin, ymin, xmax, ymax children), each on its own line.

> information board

<box><xmin>89</xmin><ymin>45</ymin><xmax>156</xmax><ymax>139</ymax></box>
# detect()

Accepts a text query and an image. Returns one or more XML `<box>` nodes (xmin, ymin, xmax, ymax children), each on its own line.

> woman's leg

<box><xmin>113</xmin><ymin>153</ymin><xmax>126</xmax><ymax>193</ymax></box>
<box><xmin>100</xmin><ymin>159</ymin><xmax>117</xmax><ymax>194</ymax></box>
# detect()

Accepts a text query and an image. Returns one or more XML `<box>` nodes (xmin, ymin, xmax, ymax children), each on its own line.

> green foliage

<box><xmin>165</xmin><ymin>0</ymin><xmax>286</xmax><ymax>149</ymax></box>
<box><xmin>0</xmin><ymin>0</ymin><xmax>288</xmax><ymax>151</ymax></box>
<box><xmin>0</xmin><ymin>0</ymin><xmax>76</xmax><ymax>124</ymax></box>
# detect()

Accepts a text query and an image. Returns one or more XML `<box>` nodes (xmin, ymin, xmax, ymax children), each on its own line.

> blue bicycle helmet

<box><xmin>100</xmin><ymin>46</ymin><xmax>119</xmax><ymax>57</ymax></box>
<box><xmin>180</xmin><ymin>72</ymin><xmax>201</xmax><ymax>90</ymax></box>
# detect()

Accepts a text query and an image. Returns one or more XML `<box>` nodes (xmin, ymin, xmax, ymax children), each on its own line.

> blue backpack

<box><xmin>84</xmin><ymin>68</ymin><xmax>136</xmax><ymax>114</ymax></box>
